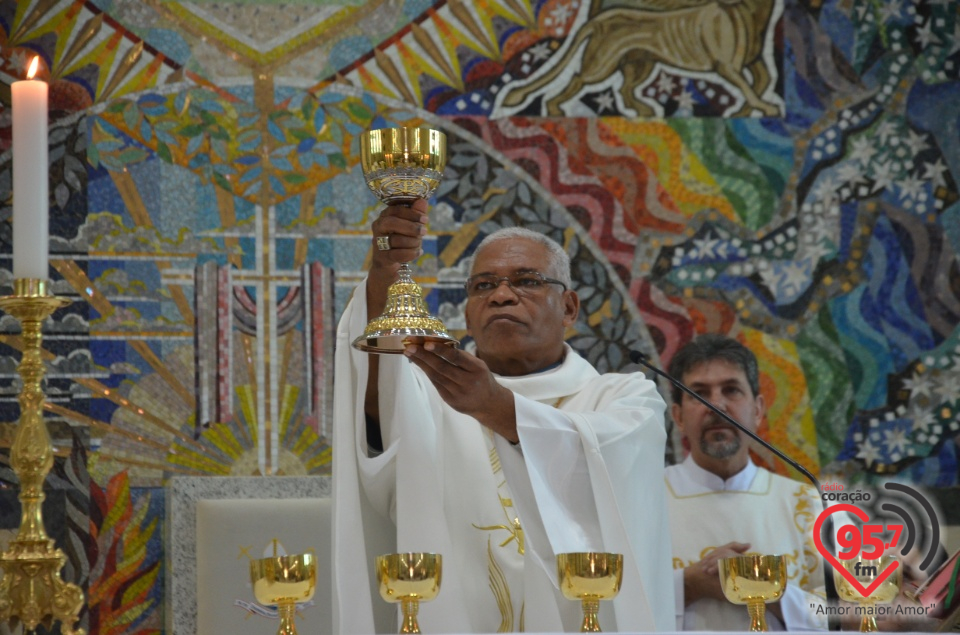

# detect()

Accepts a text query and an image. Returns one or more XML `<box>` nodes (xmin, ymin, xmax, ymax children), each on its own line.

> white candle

<box><xmin>12</xmin><ymin>57</ymin><xmax>49</xmax><ymax>281</ymax></box>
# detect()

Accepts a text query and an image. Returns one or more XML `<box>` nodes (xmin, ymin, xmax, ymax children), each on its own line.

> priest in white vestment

<box><xmin>332</xmin><ymin>200</ymin><xmax>674</xmax><ymax>633</ymax></box>
<box><xmin>663</xmin><ymin>334</ymin><xmax>827</xmax><ymax>631</ymax></box>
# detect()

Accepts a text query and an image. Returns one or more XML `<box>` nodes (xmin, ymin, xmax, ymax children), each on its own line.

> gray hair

<box><xmin>667</xmin><ymin>334</ymin><xmax>761</xmax><ymax>403</ymax></box>
<box><xmin>472</xmin><ymin>227</ymin><xmax>572</xmax><ymax>288</ymax></box>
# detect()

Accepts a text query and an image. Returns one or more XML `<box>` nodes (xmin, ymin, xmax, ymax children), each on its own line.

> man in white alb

<box><xmin>332</xmin><ymin>198</ymin><xmax>674</xmax><ymax>633</ymax></box>
<box><xmin>665</xmin><ymin>334</ymin><xmax>826</xmax><ymax>631</ymax></box>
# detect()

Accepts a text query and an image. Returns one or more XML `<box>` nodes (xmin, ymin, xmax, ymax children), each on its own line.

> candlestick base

<box><xmin>0</xmin><ymin>279</ymin><xmax>84</xmax><ymax>635</ymax></box>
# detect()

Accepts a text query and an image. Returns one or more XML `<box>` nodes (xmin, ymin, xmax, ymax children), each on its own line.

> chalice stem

<box><xmin>400</xmin><ymin>597</ymin><xmax>421</xmax><ymax>634</ymax></box>
<box><xmin>580</xmin><ymin>598</ymin><xmax>602</xmax><ymax>632</ymax></box>
<box><xmin>860</xmin><ymin>614</ymin><xmax>878</xmax><ymax>632</ymax></box>
<box><xmin>276</xmin><ymin>602</ymin><xmax>299</xmax><ymax>635</ymax></box>
<box><xmin>396</xmin><ymin>262</ymin><xmax>415</xmax><ymax>282</ymax></box>
<box><xmin>747</xmin><ymin>600</ymin><xmax>768</xmax><ymax>632</ymax></box>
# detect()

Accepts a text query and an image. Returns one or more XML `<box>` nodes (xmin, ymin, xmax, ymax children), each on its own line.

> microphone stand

<box><xmin>629</xmin><ymin>350</ymin><xmax>842</xmax><ymax>631</ymax></box>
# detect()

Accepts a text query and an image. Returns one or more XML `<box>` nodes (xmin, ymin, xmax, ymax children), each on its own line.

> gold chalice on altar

<box><xmin>557</xmin><ymin>552</ymin><xmax>623</xmax><ymax>632</ymax></box>
<box><xmin>353</xmin><ymin>126</ymin><xmax>458</xmax><ymax>353</ymax></box>
<box><xmin>719</xmin><ymin>554</ymin><xmax>787</xmax><ymax>631</ymax></box>
<box><xmin>250</xmin><ymin>553</ymin><xmax>317</xmax><ymax>635</ymax></box>
<box><xmin>834</xmin><ymin>555</ymin><xmax>902</xmax><ymax>632</ymax></box>
<box><xmin>376</xmin><ymin>552</ymin><xmax>442</xmax><ymax>634</ymax></box>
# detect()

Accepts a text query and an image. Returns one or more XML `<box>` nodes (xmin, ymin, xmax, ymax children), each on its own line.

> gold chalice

<box><xmin>376</xmin><ymin>552</ymin><xmax>442</xmax><ymax>634</ymax></box>
<box><xmin>719</xmin><ymin>554</ymin><xmax>787</xmax><ymax>631</ymax></box>
<box><xmin>557</xmin><ymin>552</ymin><xmax>623</xmax><ymax>632</ymax></box>
<box><xmin>834</xmin><ymin>555</ymin><xmax>902</xmax><ymax>632</ymax></box>
<box><xmin>353</xmin><ymin>126</ymin><xmax>458</xmax><ymax>353</ymax></box>
<box><xmin>249</xmin><ymin>553</ymin><xmax>317</xmax><ymax>635</ymax></box>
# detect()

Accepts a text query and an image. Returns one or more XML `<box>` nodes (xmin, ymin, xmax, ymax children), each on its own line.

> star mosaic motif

<box><xmin>813</xmin><ymin>175</ymin><xmax>839</xmax><ymax>199</ymax></box>
<box><xmin>874</xmin><ymin>120</ymin><xmax>899</xmax><ymax>144</ymax></box>
<box><xmin>878</xmin><ymin>0</ymin><xmax>902</xmax><ymax>22</ymax></box>
<box><xmin>780</xmin><ymin>261</ymin><xmax>812</xmax><ymax>294</ymax></box>
<box><xmin>692</xmin><ymin>235</ymin><xmax>725</xmax><ymax>259</ymax></box>
<box><xmin>549</xmin><ymin>2</ymin><xmax>576</xmax><ymax>25</ymax></box>
<box><xmin>914</xmin><ymin>20</ymin><xmax>941</xmax><ymax>49</ymax></box>
<box><xmin>871</xmin><ymin>161</ymin><xmax>898</xmax><ymax>191</ymax></box>
<box><xmin>922</xmin><ymin>159</ymin><xmax>949</xmax><ymax>188</ymax></box>
<box><xmin>798</xmin><ymin>240</ymin><xmax>832</xmax><ymax>263</ymax></box>
<box><xmin>949</xmin><ymin>23</ymin><xmax>960</xmax><ymax>55</ymax></box>
<box><xmin>675</xmin><ymin>88</ymin><xmax>696</xmax><ymax>112</ymax></box>
<box><xmin>804</xmin><ymin>216</ymin><xmax>836</xmax><ymax>245</ymax></box>
<box><xmin>857</xmin><ymin>438</ymin><xmax>882</xmax><ymax>466</ymax></box>
<box><xmin>910</xmin><ymin>409</ymin><xmax>937</xmax><ymax>433</ymax></box>
<box><xmin>656</xmin><ymin>73</ymin><xmax>676</xmax><ymax>94</ymax></box>
<box><xmin>901</xmin><ymin>371</ymin><xmax>936</xmax><ymax>400</ymax></box>
<box><xmin>898</xmin><ymin>173</ymin><xmax>925</xmax><ymax>201</ymax></box>
<box><xmin>849</xmin><ymin>137</ymin><xmax>879</xmax><ymax>165</ymax></box>
<box><xmin>883</xmin><ymin>427</ymin><xmax>910</xmax><ymax>454</ymax></box>
<box><xmin>593</xmin><ymin>90</ymin><xmax>617</xmax><ymax>113</ymax></box>
<box><xmin>934</xmin><ymin>374</ymin><xmax>960</xmax><ymax>403</ymax></box>
<box><xmin>527</xmin><ymin>42</ymin><xmax>553</xmax><ymax>63</ymax></box>
<box><xmin>758</xmin><ymin>264</ymin><xmax>783</xmax><ymax>291</ymax></box>
<box><xmin>836</xmin><ymin>161</ymin><xmax>866</xmax><ymax>185</ymax></box>
<box><xmin>904</xmin><ymin>129</ymin><xmax>929</xmax><ymax>155</ymax></box>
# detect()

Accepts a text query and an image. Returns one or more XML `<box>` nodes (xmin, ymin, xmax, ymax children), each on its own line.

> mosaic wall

<box><xmin>0</xmin><ymin>0</ymin><xmax>958</xmax><ymax>632</ymax></box>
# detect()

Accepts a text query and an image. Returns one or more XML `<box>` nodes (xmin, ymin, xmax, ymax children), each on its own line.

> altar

<box><xmin>166</xmin><ymin>476</ymin><xmax>332</xmax><ymax>635</ymax></box>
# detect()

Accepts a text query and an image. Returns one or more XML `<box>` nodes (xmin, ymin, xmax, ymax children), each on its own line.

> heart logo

<box><xmin>813</xmin><ymin>503</ymin><xmax>901</xmax><ymax>597</ymax></box>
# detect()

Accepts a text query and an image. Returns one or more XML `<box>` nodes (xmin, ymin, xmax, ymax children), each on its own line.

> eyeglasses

<box><xmin>464</xmin><ymin>271</ymin><xmax>567</xmax><ymax>298</ymax></box>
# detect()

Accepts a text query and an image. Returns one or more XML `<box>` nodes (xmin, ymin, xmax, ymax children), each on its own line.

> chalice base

<box><xmin>400</xmin><ymin>597</ymin><xmax>422</xmax><ymax>634</ymax></box>
<box><xmin>354</xmin><ymin>332</ymin><xmax>458</xmax><ymax>354</ymax></box>
<box><xmin>579</xmin><ymin>598</ymin><xmax>602</xmax><ymax>632</ymax></box>
<box><xmin>747</xmin><ymin>600</ymin><xmax>768</xmax><ymax>632</ymax></box>
<box><xmin>275</xmin><ymin>602</ymin><xmax>300</xmax><ymax>635</ymax></box>
<box><xmin>353</xmin><ymin>266</ymin><xmax>458</xmax><ymax>354</ymax></box>
<box><xmin>859</xmin><ymin>615</ymin><xmax>879</xmax><ymax>632</ymax></box>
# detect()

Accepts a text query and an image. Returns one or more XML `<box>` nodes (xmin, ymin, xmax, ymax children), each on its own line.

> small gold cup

<box><xmin>718</xmin><ymin>554</ymin><xmax>787</xmax><ymax>631</ymax></box>
<box><xmin>834</xmin><ymin>555</ymin><xmax>902</xmax><ymax>632</ymax></box>
<box><xmin>376</xmin><ymin>552</ymin><xmax>442</xmax><ymax>634</ymax></box>
<box><xmin>557</xmin><ymin>552</ymin><xmax>623</xmax><ymax>632</ymax></box>
<box><xmin>249</xmin><ymin>553</ymin><xmax>317</xmax><ymax>635</ymax></box>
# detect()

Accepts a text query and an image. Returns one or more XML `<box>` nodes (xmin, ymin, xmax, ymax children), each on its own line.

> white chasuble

<box><xmin>666</xmin><ymin>457</ymin><xmax>827</xmax><ymax>631</ymax></box>
<box><xmin>332</xmin><ymin>280</ymin><xmax>675</xmax><ymax>633</ymax></box>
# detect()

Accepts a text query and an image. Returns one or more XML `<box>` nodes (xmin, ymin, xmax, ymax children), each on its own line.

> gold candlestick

<box><xmin>0</xmin><ymin>278</ymin><xmax>85</xmax><ymax>635</ymax></box>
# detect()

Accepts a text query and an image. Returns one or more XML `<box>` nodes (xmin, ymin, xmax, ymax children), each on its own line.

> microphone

<box><xmin>629</xmin><ymin>349</ymin><xmax>842</xmax><ymax>630</ymax></box>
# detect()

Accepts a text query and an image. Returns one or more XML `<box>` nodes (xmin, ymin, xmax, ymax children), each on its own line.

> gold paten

<box><xmin>718</xmin><ymin>553</ymin><xmax>787</xmax><ymax>631</ymax></box>
<box><xmin>249</xmin><ymin>553</ymin><xmax>317</xmax><ymax>635</ymax></box>
<box><xmin>556</xmin><ymin>552</ymin><xmax>623</xmax><ymax>632</ymax></box>
<box><xmin>353</xmin><ymin>127</ymin><xmax>458</xmax><ymax>353</ymax></box>
<box><xmin>376</xmin><ymin>552</ymin><xmax>442</xmax><ymax>634</ymax></box>
<box><xmin>0</xmin><ymin>278</ymin><xmax>84</xmax><ymax>635</ymax></box>
<box><xmin>834</xmin><ymin>554</ymin><xmax>902</xmax><ymax>632</ymax></box>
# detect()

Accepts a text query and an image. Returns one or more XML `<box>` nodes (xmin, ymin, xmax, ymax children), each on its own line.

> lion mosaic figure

<box><xmin>500</xmin><ymin>0</ymin><xmax>781</xmax><ymax>117</ymax></box>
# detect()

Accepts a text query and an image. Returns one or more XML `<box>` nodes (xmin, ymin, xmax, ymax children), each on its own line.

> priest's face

<box><xmin>465</xmin><ymin>238</ymin><xmax>579</xmax><ymax>376</ymax></box>
<box><xmin>671</xmin><ymin>359</ymin><xmax>766</xmax><ymax>475</ymax></box>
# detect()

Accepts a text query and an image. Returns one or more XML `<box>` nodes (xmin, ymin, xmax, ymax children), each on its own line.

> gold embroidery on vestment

<box><xmin>485</xmin><ymin>537</ymin><xmax>514</xmax><ymax>632</ymax></box>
